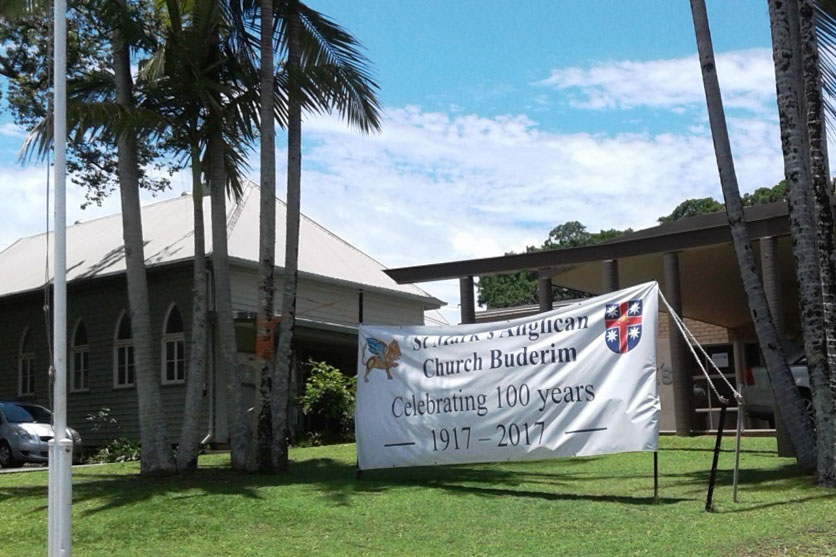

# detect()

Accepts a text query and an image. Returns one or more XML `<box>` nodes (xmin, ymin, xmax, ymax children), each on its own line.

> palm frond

<box><xmin>270</xmin><ymin>1</ymin><xmax>381</xmax><ymax>133</ymax></box>
<box><xmin>815</xmin><ymin>0</ymin><xmax>836</xmax><ymax>123</ymax></box>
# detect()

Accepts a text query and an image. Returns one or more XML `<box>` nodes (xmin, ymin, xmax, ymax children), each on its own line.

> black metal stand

<box><xmin>356</xmin><ymin>461</ymin><xmax>363</xmax><ymax>480</ymax></box>
<box><xmin>705</xmin><ymin>402</ymin><xmax>728</xmax><ymax>512</ymax></box>
<box><xmin>653</xmin><ymin>451</ymin><xmax>659</xmax><ymax>504</ymax></box>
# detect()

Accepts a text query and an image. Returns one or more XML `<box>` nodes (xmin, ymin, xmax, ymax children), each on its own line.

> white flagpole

<box><xmin>48</xmin><ymin>0</ymin><xmax>72</xmax><ymax>553</ymax></box>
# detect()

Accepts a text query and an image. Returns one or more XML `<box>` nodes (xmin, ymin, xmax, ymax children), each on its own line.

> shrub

<box><xmin>298</xmin><ymin>359</ymin><xmax>356</xmax><ymax>442</ymax></box>
<box><xmin>93</xmin><ymin>438</ymin><xmax>141</xmax><ymax>463</ymax></box>
<box><xmin>84</xmin><ymin>407</ymin><xmax>141</xmax><ymax>463</ymax></box>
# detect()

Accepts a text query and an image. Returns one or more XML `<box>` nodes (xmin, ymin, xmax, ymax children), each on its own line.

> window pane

<box><xmin>117</xmin><ymin>315</ymin><xmax>132</xmax><ymax>340</ymax></box>
<box><xmin>74</xmin><ymin>322</ymin><xmax>88</xmax><ymax>346</ymax></box>
<box><xmin>166</xmin><ymin>306</ymin><xmax>184</xmax><ymax>334</ymax></box>
<box><xmin>128</xmin><ymin>346</ymin><xmax>135</xmax><ymax>384</ymax></box>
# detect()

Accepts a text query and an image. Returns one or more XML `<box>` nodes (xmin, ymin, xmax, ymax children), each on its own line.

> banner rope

<box><xmin>657</xmin><ymin>290</ymin><xmax>743</xmax><ymax>405</ymax></box>
<box><xmin>657</xmin><ymin>288</ymin><xmax>745</xmax><ymax>506</ymax></box>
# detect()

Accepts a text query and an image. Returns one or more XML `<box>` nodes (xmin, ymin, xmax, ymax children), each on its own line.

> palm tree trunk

<box><xmin>250</xmin><ymin>0</ymin><xmax>277</xmax><ymax>473</ymax></box>
<box><xmin>208</xmin><ymin>126</ymin><xmax>248</xmax><ymax>471</ymax></box>
<box><xmin>271</xmin><ymin>0</ymin><xmax>302</xmax><ymax>472</ymax></box>
<box><xmin>176</xmin><ymin>140</ymin><xmax>208</xmax><ymax>472</ymax></box>
<box><xmin>799</xmin><ymin>0</ymin><xmax>836</xmax><ymax>485</ymax></box>
<box><xmin>111</xmin><ymin>18</ymin><xmax>174</xmax><ymax>476</ymax></box>
<box><xmin>690</xmin><ymin>0</ymin><xmax>817</xmax><ymax>471</ymax></box>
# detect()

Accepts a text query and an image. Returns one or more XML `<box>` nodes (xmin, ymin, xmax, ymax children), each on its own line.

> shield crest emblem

<box><xmin>604</xmin><ymin>299</ymin><xmax>643</xmax><ymax>354</ymax></box>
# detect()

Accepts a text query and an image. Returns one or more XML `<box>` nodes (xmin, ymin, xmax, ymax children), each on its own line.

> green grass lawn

<box><xmin>0</xmin><ymin>436</ymin><xmax>834</xmax><ymax>556</ymax></box>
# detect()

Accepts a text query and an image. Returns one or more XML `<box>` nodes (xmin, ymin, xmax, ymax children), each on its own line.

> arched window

<box><xmin>71</xmin><ymin>320</ymin><xmax>90</xmax><ymax>392</ymax></box>
<box><xmin>18</xmin><ymin>328</ymin><xmax>34</xmax><ymax>396</ymax></box>
<box><xmin>114</xmin><ymin>311</ymin><xmax>135</xmax><ymax>388</ymax></box>
<box><xmin>161</xmin><ymin>304</ymin><xmax>185</xmax><ymax>384</ymax></box>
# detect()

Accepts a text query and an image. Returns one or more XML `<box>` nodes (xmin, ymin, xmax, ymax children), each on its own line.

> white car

<box><xmin>0</xmin><ymin>402</ymin><xmax>83</xmax><ymax>468</ymax></box>
<box><xmin>742</xmin><ymin>354</ymin><xmax>813</xmax><ymax>427</ymax></box>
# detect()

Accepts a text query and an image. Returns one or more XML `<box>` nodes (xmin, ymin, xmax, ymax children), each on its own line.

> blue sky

<box><xmin>0</xmin><ymin>1</ymin><xmax>799</xmax><ymax>324</ymax></box>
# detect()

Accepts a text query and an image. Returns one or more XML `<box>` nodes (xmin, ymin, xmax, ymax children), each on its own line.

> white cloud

<box><xmin>293</xmin><ymin>94</ymin><xmax>786</xmax><ymax>323</ymax></box>
<box><xmin>0</xmin><ymin>164</ymin><xmax>184</xmax><ymax>254</ymax></box>
<box><xmin>539</xmin><ymin>48</ymin><xmax>776</xmax><ymax>115</ymax></box>
<box><xmin>0</xmin><ymin>122</ymin><xmax>26</xmax><ymax>138</ymax></box>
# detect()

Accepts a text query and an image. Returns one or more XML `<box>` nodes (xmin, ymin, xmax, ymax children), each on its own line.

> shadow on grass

<box><xmin>1</xmin><ymin>449</ymin><xmax>824</xmax><ymax>516</ymax></box>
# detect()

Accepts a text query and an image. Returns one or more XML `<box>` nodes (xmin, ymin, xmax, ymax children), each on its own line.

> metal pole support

<box><xmin>48</xmin><ymin>438</ymin><xmax>73</xmax><ymax>556</ymax></box>
<box><xmin>705</xmin><ymin>402</ymin><xmax>728</xmax><ymax>512</ymax></box>
<box><xmin>653</xmin><ymin>451</ymin><xmax>659</xmax><ymax>504</ymax></box>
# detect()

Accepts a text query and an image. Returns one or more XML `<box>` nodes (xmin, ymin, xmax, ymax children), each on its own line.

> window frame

<box><xmin>70</xmin><ymin>319</ymin><xmax>90</xmax><ymax>393</ymax></box>
<box><xmin>161</xmin><ymin>304</ymin><xmax>186</xmax><ymax>385</ymax></box>
<box><xmin>113</xmin><ymin>311</ymin><xmax>136</xmax><ymax>389</ymax></box>
<box><xmin>18</xmin><ymin>327</ymin><xmax>34</xmax><ymax>397</ymax></box>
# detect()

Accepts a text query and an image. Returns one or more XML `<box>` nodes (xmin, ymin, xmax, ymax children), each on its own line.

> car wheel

<box><xmin>0</xmin><ymin>441</ymin><xmax>20</xmax><ymax>469</ymax></box>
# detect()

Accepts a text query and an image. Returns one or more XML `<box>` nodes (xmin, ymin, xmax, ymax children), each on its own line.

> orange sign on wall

<box><xmin>255</xmin><ymin>315</ymin><xmax>279</xmax><ymax>362</ymax></box>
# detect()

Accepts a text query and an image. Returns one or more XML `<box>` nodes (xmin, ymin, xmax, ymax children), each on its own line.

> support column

<box><xmin>459</xmin><ymin>276</ymin><xmax>475</xmax><ymax>325</ymax></box>
<box><xmin>665</xmin><ymin>251</ymin><xmax>693</xmax><ymax>435</ymax></box>
<box><xmin>602</xmin><ymin>259</ymin><xmax>619</xmax><ymax>293</ymax></box>
<box><xmin>760</xmin><ymin>236</ymin><xmax>793</xmax><ymax>455</ymax></box>
<box><xmin>538</xmin><ymin>269</ymin><xmax>553</xmax><ymax>313</ymax></box>
<box><xmin>760</xmin><ymin>236</ymin><xmax>785</xmax><ymax>337</ymax></box>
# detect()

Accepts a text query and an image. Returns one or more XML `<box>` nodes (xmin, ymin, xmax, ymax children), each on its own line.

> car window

<box><xmin>793</xmin><ymin>356</ymin><xmax>807</xmax><ymax>366</ymax></box>
<box><xmin>0</xmin><ymin>403</ymin><xmax>51</xmax><ymax>424</ymax></box>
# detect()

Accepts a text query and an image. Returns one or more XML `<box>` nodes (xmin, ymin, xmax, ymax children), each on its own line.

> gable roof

<box><xmin>0</xmin><ymin>182</ymin><xmax>442</xmax><ymax>307</ymax></box>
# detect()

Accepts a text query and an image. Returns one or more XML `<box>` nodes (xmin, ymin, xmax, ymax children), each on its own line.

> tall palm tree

<box><xmin>247</xmin><ymin>0</ymin><xmax>381</xmax><ymax>472</ymax></box>
<box><xmin>111</xmin><ymin>0</ymin><xmax>176</xmax><ymax>476</ymax></box>
<box><xmin>690</xmin><ymin>0</ymin><xmax>817</xmax><ymax>470</ymax></box>
<box><xmin>251</xmin><ymin>0</ymin><xmax>277</xmax><ymax>473</ymax></box>
<box><xmin>141</xmin><ymin>0</ymin><xmax>258</xmax><ymax>470</ymax></box>
<box><xmin>789</xmin><ymin>0</ymin><xmax>836</xmax><ymax>485</ymax></box>
<box><xmin>269</xmin><ymin>0</ymin><xmax>301</xmax><ymax>473</ymax></box>
<box><xmin>266</xmin><ymin>0</ymin><xmax>382</xmax><ymax>472</ymax></box>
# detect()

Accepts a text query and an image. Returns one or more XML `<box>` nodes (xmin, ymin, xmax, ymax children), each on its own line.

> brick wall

<box><xmin>658</xmin><ymin>311</ymin><xmax>729</xmax><ymax>344</ymax></box>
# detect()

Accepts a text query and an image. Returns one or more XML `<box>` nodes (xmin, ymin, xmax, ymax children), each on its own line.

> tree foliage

<box><xmin>0</xmin><ymin>0</ymin><xmax>171</xmax><ymax>207</ymax></box>
<box><xmin>477</xmin><ymin>222</ymin><xmax>630</xmax><ymax>309</ymax></box>
<box><xmin>478</xmin><ymin>182</ymin><xmax>790</xmax><ymax>309</ymax></box>
<box><xmin>298</xmin><ymin>359</ymin><xmax>356</xmax><ymax>441</ymax></box>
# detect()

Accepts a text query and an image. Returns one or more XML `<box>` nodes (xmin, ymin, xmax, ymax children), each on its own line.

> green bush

<box><xmin>298</xmin><ymin>359</ymin><xmax>356</xmax><ymax>442</ymax></box>
<box><xmin>93</xmin><ymin>438</ymin><xmax>141</xmax><ymax>463</ymax></box>
<box><xmin>84</xmin><ymin>407</ymin><xmax>141</xmax><ymax>463</ymax></box>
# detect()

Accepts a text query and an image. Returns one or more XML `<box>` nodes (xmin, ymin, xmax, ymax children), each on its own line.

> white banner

<box><xmin>355</xmin><ymin>281</ymin><xmax>660</xmax><ymax>470</ymax></box>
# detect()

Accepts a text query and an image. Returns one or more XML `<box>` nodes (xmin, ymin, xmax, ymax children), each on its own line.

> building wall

<box><xmin>0</xmin><ymin>263</ymin><xmax>202</xmax><ymax>447</ymax></box>
<box><xmin>1</xmin><ymin>261</ymin><xmax>433</xmax><ymax>448</ymax></box>
<box><xmin>229</xmin><ymin>263</ymin><xmax>428</xmax><ymax>327</ymax></box>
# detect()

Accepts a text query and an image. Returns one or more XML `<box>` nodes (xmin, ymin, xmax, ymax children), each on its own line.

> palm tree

<box><xmin>111</xmin><ymin>0</ymin><xmax>176</xmax><ymax>476</ymax></box>
<box><xmin>245</xmin><ymin>0</ymin><xmax>381</xmax><ymax>472</ymax></box>
<box><xmin>786</xmin><ymin>0</ymin><xmax>836</xmax><ymax>485</ymax></box>
<box><xmin>255</xmin><ymin>0</ymin><xmax>383</xmax><ymax>472</ymax></box>
<box><xmin>690</xmin><ymin>0</ymin><xmax>817</xmax><ymax>470</ymax></box>
<box><xmin>251</xmin><ymin>0</ymin><xmax>277</xmax><ymax>473</ymax></box>
<box><xmin>269</xmin><ymin>0</ymin><xmax>301</xmax><ymax>473</ymax></box>
<box><xmin>141</xmin><ymin>0</ymin><xmax>258</xmax><ymax>470</ymax></box>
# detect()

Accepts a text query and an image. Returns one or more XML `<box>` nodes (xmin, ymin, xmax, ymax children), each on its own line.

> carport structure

<box><xmin>385</xmin><ymin>201</ymin><xmax>804</xmax><ymax>435</ymax></box>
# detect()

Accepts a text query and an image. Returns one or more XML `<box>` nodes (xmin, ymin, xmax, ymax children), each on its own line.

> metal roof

<box><xmin>0</xmin><ymin>181</ymin><xmax>443</xmax><ymax>307</ymax></box>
